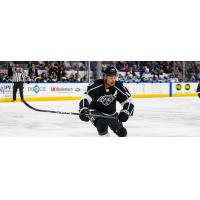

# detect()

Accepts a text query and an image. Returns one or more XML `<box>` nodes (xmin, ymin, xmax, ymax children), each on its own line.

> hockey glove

<box><xmin>79</xmin><ymin>108</ymin><xmax>90</xmax><ymax>122</ymax></box>
<box><xmin>118</xmin><ymin>110</ymin><xmax>129</xmax><ymax>122</ymax></box>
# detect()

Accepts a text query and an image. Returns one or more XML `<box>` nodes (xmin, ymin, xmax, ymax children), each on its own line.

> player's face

<box><xmin>105</xmin><ymin>75</ymin><xmax>117</xmax><ymax>87</ymax></box>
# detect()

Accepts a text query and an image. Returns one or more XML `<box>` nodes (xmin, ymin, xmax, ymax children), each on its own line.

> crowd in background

<box><xmin>0</xmin><ymin>61</ymin><xmax>88</xmax><ymax>83</ymax></box>
<box><xmin>102</xmin><ymin>61</ymin><xmax>200</xmax><ymax>82</ymax></box>
<box><xmin>0</xmin><ymin>61</ymin><xmax>200</xmax><ymax>83</ymax></box>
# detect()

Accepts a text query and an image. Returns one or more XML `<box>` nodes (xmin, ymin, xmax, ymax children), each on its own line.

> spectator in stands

<box><xmin>70</xmin><ymin>62</ymin><xmax>78</xmax><ymax>71</ymax></box>
<box><xmin>26</xmin><ymin>74</ymin><xmax>40</xmax><ymax>83</ymax></box>
<box><xmin>0</xmin><ymin>73</ymin><xmax>4</xmax><ymax>82</ymax></box>
<box><xmin>7</xmin><ymin>62</ymin><xmax>16</xmax><ymax>78</ymax></box>
<box><xmin>139</xmin><ymin>65</ymin><xmax>147</xmax><ymax>79</ymax></box>
<box><xmin>123</xmin><ymin>70</ymin><xmax>140</xmax><ymax>82</ymax></box>
<box><xmin>125</xmin><ymin>71</ymin><xmax>134</xmax><ymax>81</ymax></box>
<box><xmin>2</xmin><ymin>60</ymin><xmax>200</xmax><ymax>83</ymax></box>
<box><xmin>78</xmin><ymin>62</ymin><xmax>86</xmax><ymax>71</ymax></box>
<box><xmin>151</xmin><ymin>70</ymin><xmax>159</xmax><ymax>82</ymax></box>
<box><xmin>28</xmin><ymin>63</ymin><xmax>39</xmax><ymax>77</ymax></box>
<box><xmin>162</xmin><ymin>64</ymin><xmax>173</xmax><ymax>74</ymax></box>
<box><xmin>63</xmin><ymin>61</ymin><xmax>72</xmax><ymax>70</ymax></box>
<box><xmin>69</xmin><ymin>73</ymin><xmax>76</xmax><ymax>82</ymax></box>
<box><xmin>57</xmin><ymin>65</ymin><xmax>66</xmax><ymax>81</ymax></box>
<box><xmin>80</xmin><ymin>74</ymin><xmax>87</xmax><ymax>82</ymax></box>
<box><xmin>157</xmin><ymin>70</ymin><xmax>169</xmax><ymax>82</ymax></box>
<box><xmin>48</xmin><ymin>72</ymin><xmax>57</xmax><ymax>82</ymax></box>
<box><xmin>141</xmin><ymin>66</ymin><xmax>151</xmax><ymax>82</ymax></box>
<box><xmin>37</xmin><ymin>61</ymin><xmax>45</xmax><ymax>69</ymax></box>
<box><xmin>48</xmin><ymin>62</ymin><xmax>58</xmax><ymax>76</ymax></box>
<box><xmin>172</xmin><ymin>74</ymin><xmax>179</xmax><ymax>82</ymax></box>
<box><xmin>196</xmin><ymin>71</ymin><xmax>200</xmax><ymax>81</ymax></box>
<box><xmin>189</xmin><ymin>75</ymin><xmax>196</xmax><ymax>82</ymax></box>
<box><xmin>40</xmin><ymin>72</ymin><xmax>48</xmax><ymax>83</ymax></box>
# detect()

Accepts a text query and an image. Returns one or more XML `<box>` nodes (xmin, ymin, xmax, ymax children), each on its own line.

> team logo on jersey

<box><xmin>97</xmin><ymin>92</ymin><xmax>117</xmax><ymax>106</ymax></box>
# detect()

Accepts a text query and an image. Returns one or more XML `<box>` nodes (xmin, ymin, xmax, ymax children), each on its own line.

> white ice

<box><xmin>0</xmin><ymin>97</ymin><xmax>199</xmax><ymax>136</ymax></box>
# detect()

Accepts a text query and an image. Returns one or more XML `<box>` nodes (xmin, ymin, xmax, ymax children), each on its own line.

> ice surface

<box><xmin>0</xmin><ymin>97</ymin><xmax>199</xmax><ymax>136</ymax></box>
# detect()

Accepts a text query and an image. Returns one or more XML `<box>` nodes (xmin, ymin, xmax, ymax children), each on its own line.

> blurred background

<box><xmin>0</xmin><ymin>61</ymin><xmax>200</xmax><ymax>83</ymax></box>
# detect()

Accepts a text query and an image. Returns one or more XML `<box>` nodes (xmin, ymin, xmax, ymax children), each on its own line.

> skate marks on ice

<box><xmin>0</xmin><ymin>97</ymin><xmax>199</xmax><ymax>136</ymax></box>
<box><xmin>129</xmin><ymin>97</ymin><xmax>200</xmax><ymax>136</ymax></box>
<box><xmin>0</xmin><ymin>101</ymin><xmax>96</xmax><ymax>136</ymax></box>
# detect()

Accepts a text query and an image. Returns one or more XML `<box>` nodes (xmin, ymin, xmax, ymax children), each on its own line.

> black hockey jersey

<box><xmin>197</xmin><ymin>82</ymin><xmax>200</xmax><ymax>92</ymax></box>
<box><xmin>197</xmin><ymin>82</ymin><xmax>200</xmax><ymax>98</ymax></box>
<box><xmin>79</xmin><ymin>79</ymin><xmax>134</xmax><ymax>115</ymax></box>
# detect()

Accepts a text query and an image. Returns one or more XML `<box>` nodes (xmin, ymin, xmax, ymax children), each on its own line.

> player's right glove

<box><xmin>79</xmin><ymin>108</ymin><xmax>90</xmax><ymax>122</ymax></box>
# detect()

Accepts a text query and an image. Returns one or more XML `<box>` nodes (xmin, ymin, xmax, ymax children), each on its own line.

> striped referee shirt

<box><xmin>12</xmin><ymin>72</ymin><xmax>25</xmax><ymax>83</ymax></box>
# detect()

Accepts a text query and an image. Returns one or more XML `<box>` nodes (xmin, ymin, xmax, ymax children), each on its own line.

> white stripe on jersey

<box><xmin>114</xmin><ymin>86</ymin><xmax>130</xmax><ymax>99</ymax></box>
<box><xmin>101</xmin><ymin>112</ymin><xmax>117</xmax><ymax>116</ymax></box>
<box><xmin>87</xmin><ymin>84</ymin><xmax>103</xmax><ymax>94</ymax></box>
<box><xmin>81</xmin><ymin>94</ymin><xmax>93</xmax><ymax>104</ymax></box>
<box><xmin>89</xmin><ymin>109</ymin><xmax>117</xmax><ymax>116</ymax></box>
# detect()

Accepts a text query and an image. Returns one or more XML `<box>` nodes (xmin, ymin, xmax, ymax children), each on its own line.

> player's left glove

<box><xmin>79</xmin><ymin>108</ymin><xmax>90</xmax><ymax>122</ymax></box>
<box><xmin>118</xmin><ymin>110</ymin><xmax>129</xmax><ymax>122</ymax></box>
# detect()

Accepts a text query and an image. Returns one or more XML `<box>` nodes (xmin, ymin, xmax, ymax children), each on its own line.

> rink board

<box><xmin>0</xmin><ymin>82</ymin><xmax>198</xmax><ymax>102</ymax></box>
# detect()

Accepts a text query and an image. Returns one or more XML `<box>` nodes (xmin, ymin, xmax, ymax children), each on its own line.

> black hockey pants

<box><xmin>89</xmin><ymin>110</ymin><xmax>127</xmax><ymax>137</ymax></box>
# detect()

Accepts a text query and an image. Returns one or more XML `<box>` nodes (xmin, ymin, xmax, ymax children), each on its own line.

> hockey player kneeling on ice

<box><xmin>79</xmin><ymin>66</ymin><xmax>134</xmax><ymax>137</ymax></box>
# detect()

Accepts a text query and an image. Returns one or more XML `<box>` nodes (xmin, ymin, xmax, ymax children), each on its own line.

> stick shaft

<box><xmin>23</xmin><ymin>100</ymin><xmax>118</xmax><ymax>120</ymax></box>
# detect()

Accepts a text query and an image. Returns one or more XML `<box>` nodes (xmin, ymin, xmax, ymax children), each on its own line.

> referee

<box><xmin>12</xmin><ymin>67</ymin><xmax>25</xmax><ymax>102</ymax></box>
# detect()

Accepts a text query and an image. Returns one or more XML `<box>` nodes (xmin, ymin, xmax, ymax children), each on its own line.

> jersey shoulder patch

<box><xmin>115</xmin><ymin>81</ymin><xmax>131</xmax><ymax>97</ymax></box>
<box><xmin>87</xmin><ymin>79</ymin><xmax>103</xmax><ymax>94</ymax></box>
<box><xmin>88</xmin><ymin>79</ymin><xmax>103</xmax><ymax>87</ymax></box>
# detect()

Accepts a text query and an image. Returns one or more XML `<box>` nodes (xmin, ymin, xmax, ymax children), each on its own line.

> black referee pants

<box><xmin>13</xmin><ymin>82</ymin><xmax>24</xmax><ymax>101</ymax></box>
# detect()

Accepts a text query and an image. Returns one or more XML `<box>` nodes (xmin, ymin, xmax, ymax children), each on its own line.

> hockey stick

<box><xmin>22</xmin><ymin>99</ymin><xmax>118</xmax><ymax>120</ymax></box>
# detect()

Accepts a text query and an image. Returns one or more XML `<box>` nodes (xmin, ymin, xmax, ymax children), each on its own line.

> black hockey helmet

<box><xmin>102</xmin><ymin>65</ymin><xmax>117</xmax><ymax>76</ymax></box>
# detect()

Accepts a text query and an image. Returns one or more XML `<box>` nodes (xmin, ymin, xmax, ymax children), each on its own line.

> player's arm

<box><xmin>115</xmin><ymin>82</ymin><xmax>134</xmax><ymax>122</ymax></box>
<box><xmin>79</xmin><ymin>82</ymin><xmax>95</xmax><ymax>121</ymax></box>
<box><xmin>197</xmin><ymin>83</ymin><xmax>200</xmax><ymax>98</ymax></box>
<box><xmin>79</xmin><ymin>82</ymin><xmax>95</xmax><ymax>111</ymax></box>
<box><xmin>197</xmin><ymin>83</ymin><xmax>200</xmax><ymax>92</ymax></box>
